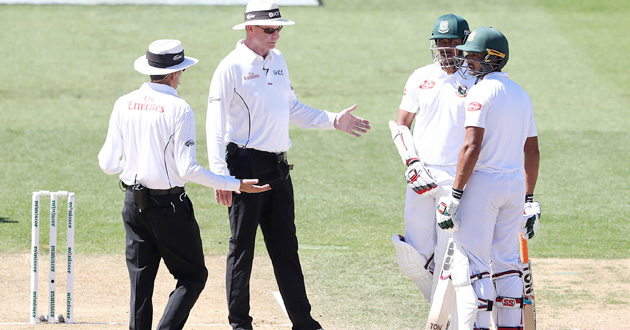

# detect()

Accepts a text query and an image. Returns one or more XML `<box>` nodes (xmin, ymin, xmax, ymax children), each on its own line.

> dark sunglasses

<box><xmin>257</xmin><ymin>25</ymin><xmax>283</xmax><ymax>34</ymax></box>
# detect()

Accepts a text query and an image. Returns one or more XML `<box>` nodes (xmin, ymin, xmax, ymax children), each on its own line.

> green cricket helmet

<box><xmin>429</xmin><ymin>14</ymin><xmax>470</xmax><ymax>40</ymax></box>
<box><xmin>456</xmin><ymin>27</ymin><xmax>509</xmax><ymax>76</ymax></box>
<box><xmin>429</xmin><ymin>14</ymin><xmax>470</xmax><ymax>70</ymax></box>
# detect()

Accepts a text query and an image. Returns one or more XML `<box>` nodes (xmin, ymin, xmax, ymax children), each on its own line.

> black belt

<box><xmin>122</xmin><ymin>182</ymin><xmax>185</xmax><ymax>196</ymax></box>
<box><xmin>229</xmin><ymin>143</ymin><xmax>287</xmax><ymax>162</ymax></box>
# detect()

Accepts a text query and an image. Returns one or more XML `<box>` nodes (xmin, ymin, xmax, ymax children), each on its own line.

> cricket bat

<box><xmin>520</xmin><ymin>234</ymin><xmax>536</xmax><ymax>330</ymax></box>
<box><xmin>425</xmin><ymin>240</ymin><xmax>456</xmax><ymax>330</ymax></box>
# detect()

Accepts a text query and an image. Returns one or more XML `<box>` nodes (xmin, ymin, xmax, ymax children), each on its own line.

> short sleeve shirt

<box><xmin>464</xmin><ymin>72</ymin><xmax>537</xmax><ymax>172</ymax></box>
<box><xmin>399</xmin><ymin>63</ymin><xmax>477</xmax><ymax>166</ymax></box>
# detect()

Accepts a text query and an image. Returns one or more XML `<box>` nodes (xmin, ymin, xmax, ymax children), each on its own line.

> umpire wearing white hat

<box><xmin>206</xmin><ymin>1</ymin><xmax>371</xmax><ymax>330</ymax></box>
<box><xmin>99</xmin><ymin>39</ymin><xmax>269</xmax><ymax>330</ymax></box>
<box><xmin>231</xmin><ymin>0</ymin><xmax>295</xmax><ymax>30</ymax></box>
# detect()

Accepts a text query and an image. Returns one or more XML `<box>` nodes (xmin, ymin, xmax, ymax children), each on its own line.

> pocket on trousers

<box><xmin>252</xmin><ymin>166</ymin><xmax>282</xmax><ymax>184</ymax></box>
<box><xmin>181</xmin><ymin>195</ymin><xmax>195</xmax><ymax>222</ymax></box>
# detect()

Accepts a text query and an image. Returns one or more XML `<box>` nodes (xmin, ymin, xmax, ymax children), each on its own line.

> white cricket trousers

<box><xmin>453</xmin><ymin>170</ymin><xmax>526</xmax><ymax>328</ymax></box>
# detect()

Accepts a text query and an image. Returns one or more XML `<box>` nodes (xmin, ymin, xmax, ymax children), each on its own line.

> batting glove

<box><xmin>405</xmin><ymin>159</ymin><xmax>438</xmax><ymax>195</ymax></box>
<box><xmin>521</xmin><ymin>200</ymin><xmax>541</xmax><ymax>240</ymax></box>
<box><xmin>436</xmin><ymin>188</ymin><xmax>463</xmax><ymax>233</ymax></box>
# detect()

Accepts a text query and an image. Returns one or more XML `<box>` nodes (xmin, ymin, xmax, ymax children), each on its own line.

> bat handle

<box><xmin>519</xmin><ymin>233</ymin><xmax>529</xmax><ymax>263</ymax></box>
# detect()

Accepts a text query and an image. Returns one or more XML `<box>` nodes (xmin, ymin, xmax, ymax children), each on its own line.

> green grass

<box><xmin>1</xmin><ymin>0</ymin><xmax>629</xmax><ymax>328</ymax></box>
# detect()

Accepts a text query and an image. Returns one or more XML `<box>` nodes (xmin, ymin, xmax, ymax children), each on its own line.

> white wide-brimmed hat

<box><xmin>134</xmin><ymin>39</ymin><xmax>199</xmax><ymax>75</ymax></box>
<box><xmin>232</xmin><ymin>0</ymin><xmax>295</xmax><ymax>30</ymax></box>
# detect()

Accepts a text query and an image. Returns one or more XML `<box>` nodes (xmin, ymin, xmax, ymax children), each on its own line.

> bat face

<box><xmin>522</xmin><ymin>261</ymin><xmax>534</xmax><ymax>301</ymax></box>
<box><xmin>425</xmin><ymin>240</ymin><xmax>456</xmax><ymax>330</ymax></box>
<box><xmin>522</xmin><ymin>260</ymin><xmax>536</xmax><ymax>329</ymax></box>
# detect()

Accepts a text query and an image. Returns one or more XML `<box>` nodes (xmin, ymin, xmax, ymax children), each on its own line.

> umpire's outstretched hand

<box><xmin>238</xmin><ymin>179</ymin><xmax>271</xmax><ymax>194</ymax></box>
<box><xmin>334</xmin><ymin>104</ymin><xmax>371</xmax><ymax>137</ymax></box>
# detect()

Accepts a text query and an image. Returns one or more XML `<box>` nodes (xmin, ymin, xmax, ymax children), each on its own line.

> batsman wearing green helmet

<box><xmin>389</xmin><ymin>14</ymin><xmax>476</xmax><ymax>329</ymax></box>
<box><xmin>455</xmin><ymin>27</ymin><xmax>510</xmax><ymax>77</ymax></box>
<box><xmin>435</xmin><ymin>27</ymin><xmax>540</xmax><ymax>330</ymax></box>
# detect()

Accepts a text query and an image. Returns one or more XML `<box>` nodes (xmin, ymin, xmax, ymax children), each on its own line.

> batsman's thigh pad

<box><xmin>392</xmin><ymin>234</ymin><xmax>433</xmax><ymax>302</ymax></box>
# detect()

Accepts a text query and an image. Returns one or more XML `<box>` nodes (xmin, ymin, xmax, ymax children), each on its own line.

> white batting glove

<box><xmin>436</xmin><ymin>188</ymin><xmax>463</xmax><ymax>233</ymax></box>
<box><xmin>521</xmin><ymin>197</ymin><xmax>541</xmax><ymax>240</ymax></box>
<box><xmin>405</xmin><ymin>159</ymin><xmax>438</xmax><ymax>195</ymax></box>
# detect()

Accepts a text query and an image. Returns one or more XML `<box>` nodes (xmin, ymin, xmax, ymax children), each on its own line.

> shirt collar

<box><xmin>141</xmin><ymin>82</ymin><xmax>178</xmax><ymax>96</ymax></box>
<box><xmin>484</xmin><ymin>71</ymin><xmax>509</xmax><ymax>79</ymax></box>
<box><xmin>235</xmin><ymin>39</ymin><xmax>275</xmax><ymax>64</ymax></box>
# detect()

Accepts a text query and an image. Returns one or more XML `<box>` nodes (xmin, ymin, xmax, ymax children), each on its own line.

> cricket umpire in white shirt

<box><xmin>98</xmin><ymin>39</ymin><xmax>270</xmax><ymax>330</ymax></box>
<box><xmin>206</xmin><ymin>1</ymin><xmax>371</xmax><ymax>329</ymax></box>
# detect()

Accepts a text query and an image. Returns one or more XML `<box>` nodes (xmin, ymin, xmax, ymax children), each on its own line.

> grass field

<box><xmin>1</xmin><ymin>0</ymin><xmax>629</xmax><ymax>328</ymax></box>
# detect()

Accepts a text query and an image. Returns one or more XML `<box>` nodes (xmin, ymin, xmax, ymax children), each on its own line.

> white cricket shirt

<box><xmin>399</xmin><ymin>63</ymin><xmax>477</xmax><ymax>166</ymax></box>
<box><xmin>464</xmin><ymin>72</ymin><xmax>537</xmax><ymax>172</ymax></box>
<box><xmin>98</xmin><ymin>82</ymin><xmax>240</xmax><ymax>191</ymax></box>
<box><xmin>206</xmin><ymin>40</ymin><xmax>337</xmax><ymax>176</ymax></box>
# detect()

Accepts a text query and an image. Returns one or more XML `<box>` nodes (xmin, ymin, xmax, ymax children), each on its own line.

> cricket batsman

<box><xmin>390</xmin><ymin>14</ymin><xmax>477</xmax><ymax>328</ymax></box>
<box><xmin>435</xmin><ymin>27</ymin><xmax>540</xmax><ymax>329</ymax></box>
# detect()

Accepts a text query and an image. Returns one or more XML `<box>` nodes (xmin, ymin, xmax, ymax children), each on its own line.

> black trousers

<box><xmin>122</xmin><ymin>188</ymin><xmax>208</xmax><ymax>330</ymax></box>
<box><xmin>226</xmin><ymin>148</ymin><xmax>321</xmax><ymax>330</ymax></box>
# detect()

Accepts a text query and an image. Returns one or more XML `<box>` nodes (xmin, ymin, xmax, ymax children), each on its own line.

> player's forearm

<box><xmin>524</xmin><ymin>136</ymin><xmax>539</xmax><ymax>194</ymax></box>
<box><xmin>453</xmin><ymin>127</ymin><xmax>483</xmax><ymax>190</ymax></box>
<box><xmin>453</xmin><ymin>143</ymin><xmax>479</xmax><ymax>190</ymax></box>
<box><xmin>524</xmin><ymin>161</ymin><xmax>538</xmax><ymax>194</ymax></box>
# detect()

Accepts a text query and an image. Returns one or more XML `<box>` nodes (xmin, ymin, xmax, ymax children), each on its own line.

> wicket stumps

<box><xmin>30</xmin><ymin>191</ymin><xmax>75</xmax><ymax>324</ymax></box>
